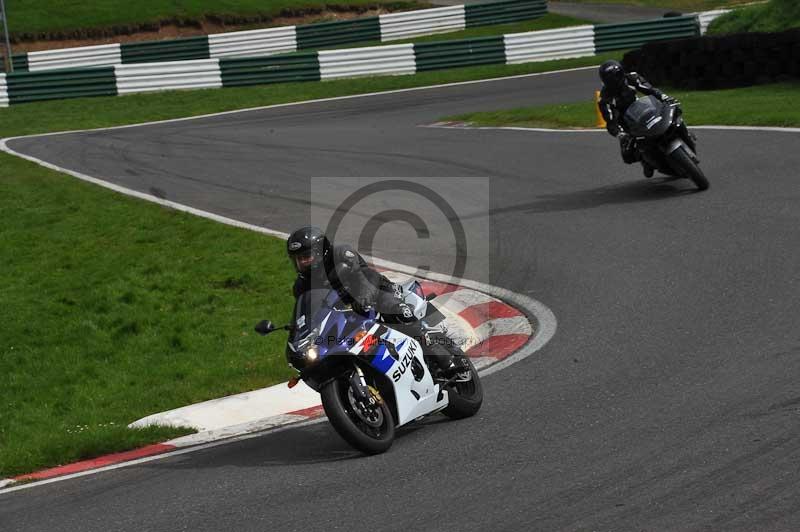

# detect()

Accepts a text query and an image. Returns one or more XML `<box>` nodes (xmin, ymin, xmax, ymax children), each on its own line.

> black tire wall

<box><xmin>622</xmin><ymin>28</ymin><xmax>800</xmax><ymax>90</ymax></box>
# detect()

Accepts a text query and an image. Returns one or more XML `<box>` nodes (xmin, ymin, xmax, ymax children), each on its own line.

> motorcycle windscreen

<box><xmin>623</xmin><ymin>96</ymin><xmax>671</xmax><ymax>138</ymax></box>
<box><xmin>293</xmin><ymin>289</ymin><xmax>330</xmax><ymax>339</ymax></box>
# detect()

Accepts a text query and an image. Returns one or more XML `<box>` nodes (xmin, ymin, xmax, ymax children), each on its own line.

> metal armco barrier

<box><xmin>5</xmin><ymin>67</ymin><xmax>116</xmax><ymax>104</ymax></box>
<box><xmin>115</xmin><ymin>59</ymin><xmax>221</xmax><ymax>94</ymax></box>
<box><xmin>11</xmin><ymin>54</ymin><xmax>27</xmax><ymax>71</ymax></box>
<box><xmin>0</xmin><ymin>73</ymin><xmax>7</xmax><ymax>106</ymax></box>
<box><xmin>219</xmin><ymin>52</ymin><xmax>321</xmax><ymax>87</ymax></box>
<box><xmin>504</xmin><ymin>25</ymin><xmax>594</xmax><ymax>64</ymax></box>
<box><xmin>697</xmin><ymin>9</ymin><xmax>730</xmax><ymax>35</ymax></box>
<box><xmin>379</xmin><ymin>5</ymin><xmax>465</xmax><ymax>42</ymax></box>
<box><xmin>414</xmin><ymin>36</ymin><xmax>506</xmax><ymax>71</ymax></box>
<box><xmin>296</xmin><ymin>17</ymin><xmax>381</xmax><ymax>50</ymax></box>
<box><xmin>466</xmin><ymin>0</ymin><xmax>546</xmax><ymax>26</ymax></box>
<box><xmin>6</xmin><ymin>0</ymin><xmax>547</xmax><ymax>73</ymax></box>
<box><xmin>0</xmin><ymin>11</ymin><xmax>718</xmax><ymax>106</ymax></box>
<box><xmin>594</xmin><ymin>15</ymin><xmax>699</xmax><ymax>53</ymax></box>
<box><xmin>27</xmin><ymin>43</ymin><xmax>121</xmax><ymax>71</ymax></box>
<box><xmin>208</xmin><ymin>26</ymin><xmax>297</xmax><ymax>59</ymax></box>
<box><xmin>121</xmin><ymin>36</ymin><xmax>210</xmax><ymax>64</ymax></box>
<box><xmin>318</xmin><ymin>44</ymin><xmax>416</xmax><ymax>80</ymax></box>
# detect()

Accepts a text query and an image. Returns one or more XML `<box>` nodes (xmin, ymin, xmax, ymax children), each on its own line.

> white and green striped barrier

<box><xmin>115</xmin><ymin>59</ymin><xmax>222</xmax><ymax>94</ymax></box>
<box><xmin>1</xmin><ymin>13</ymin><xmax>707</xmax><ymax>107</ymax></box>
<box><xmin>25</xmin><ymin>43</ymin><xmax>122</xmax><ymax>71</ymax></box>
<box><xmin>207</xmin><ymin>26</ymin><xmax>297</xmax><ymax>59</ymax></box>
<box><xmin>319</xmin><ymin>44</ymin><xmax>417</xmax><ymax>80</ymax></box>
<box><xmin>697</xmin><ymin>9</ymin><xmax>730</xmax><ymax>35</ymax></box>
<box><xmin>0</xmin><ymin>73</ymin><xmax>7</xmax><ymax>107</ymax></box>
<box><xmin>380</xmin><ymin>5</ymin><xmax>466</xmax><ymax>41</ymax></box>
<box><xmin>504</xmin><ymin>25</ymin><xmax>595</xmax><ymax>64</ymax></box>
<box><xmin>8</xmin><ymin>0</ymin><xmax>546</xmax><ymax>73</ymax></box>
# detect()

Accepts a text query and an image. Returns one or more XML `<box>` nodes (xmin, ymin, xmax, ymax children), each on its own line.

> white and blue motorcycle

<box><xmin>255</xmin><ymin>280</ymin><xmax>482</xmax><ymax>454</ymax></box>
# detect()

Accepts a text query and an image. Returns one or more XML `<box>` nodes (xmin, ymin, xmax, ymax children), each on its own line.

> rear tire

<box><xmin>670</xmin><ymin>146</ymin><xmax>709</xmax><ymax>191</ymax></box>
<box><xmin>442</xmin><ymin>352</ymin><xmax>483</xmax><ymax>420</ymax></box>
<box><xmin>321</xmin><ymin>376</ymin><xmax>394</xmax><ymax>455</ymax></box>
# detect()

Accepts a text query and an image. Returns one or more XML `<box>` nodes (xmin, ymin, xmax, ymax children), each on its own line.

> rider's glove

<box><xmin>354</xmin><ymin>300</ymin><xmax>374</xmax><ymax>315</ymax></box>
<box><xmin>662</xmin><ymin>95</ymin><xmax>678</xmax><ymax>105</ymax></box>
<box><xmin>349</xmin><ymin>288</ymin><xmax>375</xmax><ymax>314</ymax></box>
<box><xmin>338</xmin><ymin>260</ymin><xmax>353</xmax><ymax>274</ymax></box>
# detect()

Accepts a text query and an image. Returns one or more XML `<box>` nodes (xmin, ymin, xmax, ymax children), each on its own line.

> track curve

<box><xmin>3</xmin><ymin>67</ymin><xmax>800</xmax><ymax>531</ymax></box>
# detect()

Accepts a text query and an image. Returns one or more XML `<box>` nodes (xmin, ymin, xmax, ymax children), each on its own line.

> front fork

<box><xmin>349</xmin><ymin>366</ymin><xmax>381</xmax><ymax>409</ymax></box>
<box><xmin>677</xmin><ymin>121</ymin><xmax>698</xmax><ymax>154</ymax></box>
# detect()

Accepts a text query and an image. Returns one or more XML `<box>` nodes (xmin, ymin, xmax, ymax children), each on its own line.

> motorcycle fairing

<box><xmin>399</xmin><ymin>280</ymin><xmax>429</xmax><ymax>320</ymax></box>
<box><xmin>293</xmin><ymin>289</ymin><xmax>377</xmax><ymax>357</ymax></box>
<box><xmin>352</xmin><ymin>323</ymin><xmax>448</xmax><ymax>426</ymax></box>
<box><xmin>624</xmin><ymin>95</ymin><xmax>672</xmax><ymax>138</ymax></box>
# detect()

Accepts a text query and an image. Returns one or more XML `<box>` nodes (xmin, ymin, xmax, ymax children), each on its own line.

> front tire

<box><xmin>670</xmin><ymin>146</ymin><xmax>709</xmax><ymax>191</ymax></box>
<box><xmin>442</xmin><ymin>352</ymin><xmax>483</xmax><ymax>419</ymax></box>
<box><xmin>321</xmin><ymin>376</ymin><xmax>395</xmax><ymax>454</ymax></box>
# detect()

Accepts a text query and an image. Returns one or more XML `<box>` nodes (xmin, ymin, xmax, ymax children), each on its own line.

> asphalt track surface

<box><xmin>3</xmin><ymin>68</ymin><xmax>800</xmax><ymax>530</ymax></box>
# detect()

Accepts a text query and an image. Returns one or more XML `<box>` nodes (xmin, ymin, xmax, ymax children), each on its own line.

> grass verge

<box><xmin>0</xmin><ymin>153</ymin><xmax>296</xmax><ymax>477</ymax></box>
<box><xmin>707</xmin><ymin>0</ymin><xmax>800</xmax><ymax>34</ymax></box>
<box><xmin>6</xmin><ymin>0</ymin><xmax>420</xmax><ymax>35</ymax></box>
<box><xmin>0</xmin><ymin>53</ymin><xmax>622</xmax><ymax>478</ymax></box>
<box><xmin>442</xmin><ymin>82</ymin><xmax>800</xmax><ymax>129</ymax></box>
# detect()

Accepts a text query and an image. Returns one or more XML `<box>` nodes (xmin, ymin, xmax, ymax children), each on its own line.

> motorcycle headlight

<box><xmin>288</xmin><ymin>329</ymin><xmax>321</xmax><ymax>369</ymax></box>
<box><xmin>304</xmin><ymin>345</ymin><xmax>319</xmax><ymax>364</ymax></box>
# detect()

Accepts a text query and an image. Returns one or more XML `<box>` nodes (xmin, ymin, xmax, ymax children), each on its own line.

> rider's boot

<box><xmin>420</xmin><ymin>321</ymin><xmax>470</xmax><ymax>381</ymax></box>
<box><xmin>417</xmin><ymin>321</ymin><xmax>454</xmax><ymax>372</ymax></box>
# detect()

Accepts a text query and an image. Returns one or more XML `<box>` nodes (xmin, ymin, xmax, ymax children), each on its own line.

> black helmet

<box><xmin>599</xmin><ymin>60</ymin><xmax>626</xmax><ymax>89</ymax></box>
<box><xmin>287</xmin><ymin>226</ymin><xmax>330</xmax><ymax>274</ymax></box>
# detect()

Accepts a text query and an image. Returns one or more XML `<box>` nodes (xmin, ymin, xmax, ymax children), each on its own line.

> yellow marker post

<box><xmin>595</xmin><ymin>90</ymin><xmax>606</xmax><ymax>129</ymax></box>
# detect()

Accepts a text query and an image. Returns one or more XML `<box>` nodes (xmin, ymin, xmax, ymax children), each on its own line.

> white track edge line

<box><xmin>0</xmin><ymin>417</ymin><xmax>326</xmax><ymax>495</ymax></box>
<box><xmin>0</xmin><ymin>65</ymin><xmax>599</xmax><ymax>143</ymax></box>
<box><xmin>425</xmin><ymin>124</ymin><xmax>800</xmax><ymax>134</ymax></box>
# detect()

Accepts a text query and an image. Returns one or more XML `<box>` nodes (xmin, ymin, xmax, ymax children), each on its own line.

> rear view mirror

<box><xmin>255</xmin><ymin>320</ymin><xmax>276</xmax><ymax>336</ymax></box>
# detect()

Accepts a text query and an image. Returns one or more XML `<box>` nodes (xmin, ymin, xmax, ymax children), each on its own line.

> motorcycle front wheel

<box><xmin>669</xmin><ymin>146</ymin><xmax>709</xmax><ymax>191</ymax></box>
<box><xmin>442</xmin><ymin>350</ymin><xmax>483</xmax><ymax>420</ymax></box>
<box><xmin>321</xmin><ymin>375</ymin><xmax>395</xmax><ymax>454</ymax></box>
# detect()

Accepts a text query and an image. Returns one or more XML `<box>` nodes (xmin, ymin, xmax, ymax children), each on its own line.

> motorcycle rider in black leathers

<box><xmin>597</xmin><ymin>60</ymin><xmax>676</xmax><ymax>178</ymax></box>
<box><xmin>286</xmin><ymin>226</ymin><xmax>458</xmax><ymax>375</ymax></box>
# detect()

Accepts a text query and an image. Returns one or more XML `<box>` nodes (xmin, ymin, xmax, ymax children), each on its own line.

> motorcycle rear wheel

<box><xmin>321</xmin><ymin>376</ymin><xmax>395</xmax><ymax>454</ymax></box>
<box><xmin>670</xmin><ymin>146</ymin><xmax>709</xmax><ymax>191</ymax></box>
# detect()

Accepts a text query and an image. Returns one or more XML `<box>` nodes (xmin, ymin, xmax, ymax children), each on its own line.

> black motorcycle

<box><xmin>624</xmin><ymin>95</ymin><xmax>709</xmax><ymax>191</ymax></box>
